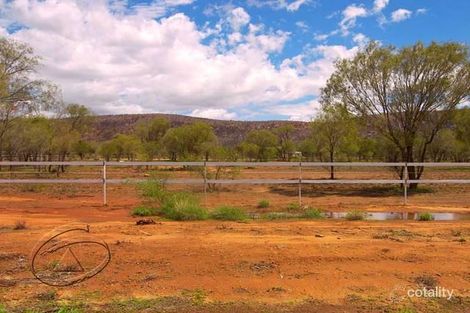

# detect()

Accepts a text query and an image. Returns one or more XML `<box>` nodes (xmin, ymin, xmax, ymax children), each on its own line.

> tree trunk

<box><xmin>405</xmin><ymin>146</ymin><xmax>418</xmax><ymax>190</ymax></box>
<box><xmin>329</xmin><ymin>150</ymin><xmax>335</xmax><ymax>180</ymax></box>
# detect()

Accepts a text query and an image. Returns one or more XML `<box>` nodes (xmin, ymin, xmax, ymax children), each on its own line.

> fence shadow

<box><xmin>268</xmin><ymin>184</ymin><xmax>434</xmax><ymax>198</ymax></box>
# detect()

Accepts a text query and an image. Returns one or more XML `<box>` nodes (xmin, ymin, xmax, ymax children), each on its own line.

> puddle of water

<box><xmin>325</xmin><ymin>212</ymin><xmax>470</xmax><ymax>221</ymax></box>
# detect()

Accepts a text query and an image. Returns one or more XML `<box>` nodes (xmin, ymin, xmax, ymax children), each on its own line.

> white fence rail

<box><xmin>1</xmin><ymin>161</ymin><xmax>470</xmax><ymax>206</ymax></box>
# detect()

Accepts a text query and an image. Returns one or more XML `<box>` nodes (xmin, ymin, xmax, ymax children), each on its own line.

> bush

<box><xmin>137</xmin><ymin>180</ymin><xmax>168</xmax><ymax>205</ymax></box>
<box><xmin>286</xmin><ymin>202</ymin><xmax>301</xmax><ymax>212</ymax></box>
<box><xmin>345</xmin><ymin>210</ymin><xmax>366</xmax><ymax>221</ymax></box>
<box><xmin>257</xmin><ymin>199</ymin><xmax>270</xmax><ymax>208</ymax></box>
<box><xmin>131</xmin><ymin>206</ymin><xmax>156</xmax><ymax>217</ymax></box>
<box><xmin>417</xmin><ymin>212</ymin><xmax>434</xmax><ymax>221</ymax></box>
<box><xmin>161</xmin><ymin>193</ymin><xmax>208</xmax><ymax>221</ymax></box>
<box><xmin>211</xmin><ymin>206</ymin><xmax>248</xmax><ymax>221</ymax></box>
<box><xmin>302</xmin><ymin>208</ymin><xmax>324</xmax><ymax>219</ymax></box>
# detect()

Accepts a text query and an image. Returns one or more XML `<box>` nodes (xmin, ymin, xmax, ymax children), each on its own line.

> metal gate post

<box><xmin>103</xmin><ymin>161</ymin><xmax>107</xmax><ymax>206</ymax></box>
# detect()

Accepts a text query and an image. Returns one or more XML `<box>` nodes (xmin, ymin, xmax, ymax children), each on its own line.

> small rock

<box><xmin>136</xmin><ymin>218</ymin><xmax>156</xmax><ymax>226</ymax></box>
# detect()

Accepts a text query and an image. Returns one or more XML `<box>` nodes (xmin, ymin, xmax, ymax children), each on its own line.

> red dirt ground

<box><xmin>0</xmin><ymin>181</ymin><xmax>469</xmax><ymax>312</ymax></box>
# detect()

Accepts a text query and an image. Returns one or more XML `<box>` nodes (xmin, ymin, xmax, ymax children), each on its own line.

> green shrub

<box><xmin>345</xmin><ymin>210</ymin><xmax>366</xmax><ymax>221</ymax></box>
<box><xmin>137</xmin><ymin>179</ymin><xmax>168</xmax><ymax>204</ymax></box>
<box><xmin>131</xmin><ymin>206</ymin><xmax>156</xmax><ymax>217</ymax></box>
<box><xmin>0</xmin><ymin>304</ymin><xmax>6</xmax><ymax>313</ymax></box>
<box><xmin>302</xmin><ymin>208</ymin><xmax>324</xmax><ymax>219</ymax></box>
<box><xmin>257</xmin><ymin>199</ymin><xmax>270</xmax><ymax>208</ymax></box>
<box><xmin>417</xmin><ymin>212</ymin><xmax>434</xmax><ymax>221</ymax></box>
<box><xmin>161</xmin><ymin>193</ymin><xmax>208</xmax><ymax>221</ymax></box>
<box><xmin>211</xmin><ymin>206</ymin><xmax>248</xmax><ymax>221</ymax></box>
<box><xmin>286</xmin><ymin>202</ymin><xmax>301</xmax><ymax>212</ymax></box>
<box><xmin>57</xmin><ymin>304</ymin><xmax>84</xmax><ymax>313</ymax></box>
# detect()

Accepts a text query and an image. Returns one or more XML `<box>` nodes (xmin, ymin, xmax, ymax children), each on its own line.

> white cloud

<box><xmin>313</xmin><ymin>32</ymin><xmax>330</xmax><ymax>41</ymax></box>
<box><xmin>247</xmin><ymin>0</ymin><xmax>310</xmax><ymax>12</ymax></box>
<box><xmin>285</xmin><ymin>0</ymin><xmax>308</xmax><ymax>12</ymax></box>
<box><xmin>416</xmin><ymin>8</ymin><xmax>427</xmax><ymax>15</ymax></box>
<box><xmin>339</xmin><ymin>4</ymin><xmax>368</xmax><ymax>35</ymax></box>
<box><xmin>372</xmin><ymin>0</ymin><xmax>389</xmax><ymax>13</ymax></box>
<box><xmin>295</xmin><ymin>21</ymin><xmax>309</xmax><ymax>32</ymax></box>
<box><xmin>190</xmin><ymin>108</ymin><xmax>237</xmax><ymax>120</ymax></box>
<box><xmin>0</xmin><ymin>0</ymin><xmax>360</xmax><ymax>120</ymax></box>
<box><xmin>267</xmin><ymin>100</ymin><xmax>320</xmax><ymax>121</ymax></box>
<box><xmin>228</xmin><ymin>7</ymin><xmax>250</xmax><ymax>31</ymax></box>
<box><xmin>352</xmin><ymin>32</ymin><xmax>369</xmax><ymax>46</ymax></box>
<box><xmin>391</xmin><ymin>9</ymin><xmax>412</xmax><ymax>22</ymax></box>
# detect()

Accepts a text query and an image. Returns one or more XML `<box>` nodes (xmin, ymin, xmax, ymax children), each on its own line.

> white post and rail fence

<box><xmin>1</xmin><ymin>161</ymin><xmax>470</xmax><ymax>206</ymax></box>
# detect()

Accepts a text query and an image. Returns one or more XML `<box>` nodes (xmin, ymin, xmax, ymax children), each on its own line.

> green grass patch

<box><xmin>57</xmin><ymin>303</ymin><xmax>85</xmax><ymax>313</ymax></box>
<box><xmin>210</xmin><ymin>206</ymin><xmax>248</xmax><ymax>221</ymax></box>
<box><xmin>286</xmin><ymin>202</ymin><xmax>301</xmax><ymax>212</ymax></box>
<box><xmin>345</xmin><ymin>210</ymin><xmax>366</xmax><ymax>221</ymax></box>
<box><xmin>417</xmin><ymin>212</ymin><xmax>434</xmax><ymax>221</ymax></box>
<box><xmin>131</xmin><ymin>206</ymin><xmax>156</xmax><ymax>217</ymax></box>
<box><xmin>137</xmin><ymin>179</ymin><xmax>168</xmax><ymax>204</ymax></box>
<box><xmin>160</xmin><ymin>192</ymin><xmax>208</xmax><ymax>221</ymax></box>
<box><xmin>302</xmin><ymin>208</ymin><xmax>324</xmax><ymax>219</ymax></box>
<box><xmin>257</xmin><ymin>199</ymin><xmax>270</xmax><ymax>208</ymax></box>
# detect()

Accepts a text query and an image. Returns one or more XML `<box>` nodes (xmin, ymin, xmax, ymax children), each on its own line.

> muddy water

<box><xmin>325</xmin><ymin>211</ymin><xmax>470</xmax><ymax>221</ymax></box>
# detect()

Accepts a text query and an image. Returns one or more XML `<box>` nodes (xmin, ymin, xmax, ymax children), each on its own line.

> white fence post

<box><xmin>403</xmin><ymin>163</ymin><xmax>408</xmax><ymax>205</ymax></box>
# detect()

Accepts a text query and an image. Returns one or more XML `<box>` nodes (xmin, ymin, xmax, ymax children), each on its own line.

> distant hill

<box><xmin>88</xmin><ymin>114</ymin><xmax>311</xmax><ymax>146</ymax></box>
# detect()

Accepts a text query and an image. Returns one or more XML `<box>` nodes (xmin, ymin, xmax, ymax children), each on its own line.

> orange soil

<box><xmin>0</xmin><ymin>184</ymin><xmax>469</xmax><ymax>309</ymax></box>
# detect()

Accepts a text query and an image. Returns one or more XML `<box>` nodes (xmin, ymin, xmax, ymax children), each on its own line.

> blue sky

<box><xmin>0</xmin><ymin>0</ymin><xmax>469</xmax><ymax>121</ymax></box>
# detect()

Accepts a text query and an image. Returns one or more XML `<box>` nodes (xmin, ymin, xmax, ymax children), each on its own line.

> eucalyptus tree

<box><xmin>321</xmin><ymin>41</ymin><xmax>470</xmax><ymax>188</ymax></box>
<box><xmin>0</xmin><ymin>38</ymin><xmax>60</xmax><ymax>157</ymax></box>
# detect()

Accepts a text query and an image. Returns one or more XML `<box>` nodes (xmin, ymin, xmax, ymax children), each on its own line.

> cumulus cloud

<box><xmin>0</xmin><ymin>0</ymin><xmax>359</xmax><ymax>120</ymax></box>
<box><xmin>391</xmin><ymin>9</ymin><xmax>412</xmax><ymax>22</ymax></box>
<box><xmin>228</xmin><ymin>7</ymin><xmax>250</xmax><ymax>31</ymax></box>
<box><xmin>190</xmin><ymin>108</ymin><xmax>237</xmax><ymax>120</ymax></box>
<box><xmin>372</xmin><ymin>0</ymin><xmax>389</xmax><ymax>13</ymax></box>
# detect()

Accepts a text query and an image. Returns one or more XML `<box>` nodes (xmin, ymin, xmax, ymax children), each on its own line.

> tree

<box><xmin>135</xmin><ymin>117</ymin><xmax>170</xmax><ymax>161</ymax></box>
<box><xmin>311</xmin><ymin>106</ymin><xmax>358</xmax><ymax>179</ymax></box>
<box><xmin>111</xmin><ymin>134</ymin><xmax>142</xmax><ymax>161</ymax></box>
<box><xmin>298</xmin><ymin>139</ymin><xmax>316</xmax><ymax>161</ymax></box>
<box><xmin>244</xmin><ymin>129</ymin><xmax>277</xmax><ymax>161</ymax></box>
<box><xmin>453</xmin><ymin>108</ymin><xmax>470</xmax><ymax>161</ymax></box>
<box><xmin>274</xmin><ymin>125</ymin><xmax>296</xmax><ymax>161</ymax></box>
<box><xmin>4</xmin><ymin>117</ymin><xmax>53</xmax><ymax>161</ymax></box>
<box><xmin>238</xmin><ymin>142</ymin><xmax>260</xmax><ymax>161</ymax></box>
<box><xmin>162</xmin><ymin>122</ymin><xmax>217</xmax><ymax>160</ymax></box>
<box><xmin>135</xmin><ymin>117</ymin><xmax>170</xmax><ymax>142</ymax></box>
<box><xmin>0</xmin><ymin>38</ymin><xmax>60</xmax><ymax>155</ymax></box>
<box><xmin>321</xmin><ymin>41</ymin><xmax>470</xmax><ymax>188</ymax></box>
<box><xmin>72</xmin><ymin>140</ymin><xmax>95</xmax><ymax>160</ymax></box>
<box><xmin>98</xmin><ymin>140</ymin><xmax>118</xmax><ymax>161</ymax></box>
<box><xmin>63</xmin><ymin>103</ymin><xmax>94</xmax><ymax>134</ymax></box>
